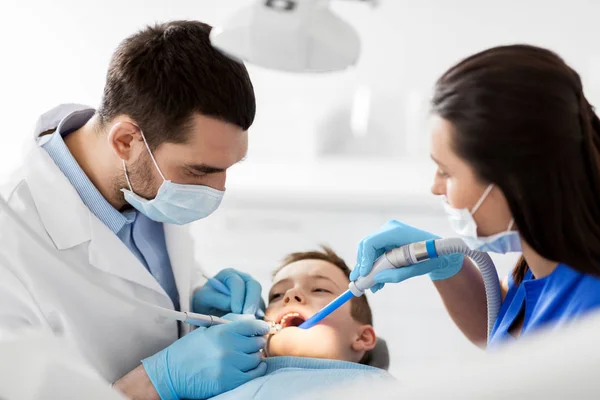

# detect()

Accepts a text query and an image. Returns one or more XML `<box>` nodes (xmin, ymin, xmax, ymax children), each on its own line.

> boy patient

<box><xmin>265</xmin><ymin>247</ymin><xmax>376</xmax><ymax>363</ymax></box>
<box><xmin>212</xmin><ymin>246</ymin><xmax>395</xmax><ymax>400</ymax></box>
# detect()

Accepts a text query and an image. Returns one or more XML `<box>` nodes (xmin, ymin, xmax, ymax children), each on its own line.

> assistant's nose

<box><xmin>283</xmin><ymin>288</ymin><xmax>306</xmax><ymax>305</ymax></box>
<box><xmin>431</xmin><ymin>171</ymin><xmax>446</xmax><ymax>196</ymax></box>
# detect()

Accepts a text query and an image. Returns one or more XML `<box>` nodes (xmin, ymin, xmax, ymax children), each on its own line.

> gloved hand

<box><xmin>350</xmin><ymin>220</ymin><xmax>464</xmax><ymax>292</ymax></box>
<box><xmin>193</xmin><ymin>268</ymin><xmax>263</xmax><ymax>317</ymax></box>
<box><xmin>142</xmin><ymin>318</ymin><xmax>270</xmax><ymax>400</ymax></box>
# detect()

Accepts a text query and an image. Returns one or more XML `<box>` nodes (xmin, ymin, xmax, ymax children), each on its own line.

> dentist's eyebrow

<box><xmin>185</xmin><ymin>164</ymin><xmax>225</xmax><ymax>174</ymax></box>
<box><xmin>186</xmin><ymin>153</ymin><xmax>248</xmax><ymax>174</ymax></box>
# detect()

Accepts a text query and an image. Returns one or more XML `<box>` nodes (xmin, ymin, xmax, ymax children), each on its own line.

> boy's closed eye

<box><xmin>269</xmin><ymin>292</ymin><xmax>283</xmax><ymax>302</ymax></box>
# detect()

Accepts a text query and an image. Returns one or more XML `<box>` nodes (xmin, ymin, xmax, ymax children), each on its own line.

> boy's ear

<box><xmin>352</xmin><ymin>325</ymin><xmax>377</xmax><ymax>352</ymax></box>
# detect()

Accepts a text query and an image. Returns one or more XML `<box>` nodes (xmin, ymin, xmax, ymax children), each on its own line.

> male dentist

<box><xmin>0</xmin><ymin>20</ymin><xmax>268</xmax><ymax>400</ymax></box>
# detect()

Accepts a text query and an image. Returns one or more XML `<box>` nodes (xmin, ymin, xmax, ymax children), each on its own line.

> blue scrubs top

<box><xmin>489</xmin><ymin>263</ymin><xmax>600</xmax><ymax>348</ymax></box>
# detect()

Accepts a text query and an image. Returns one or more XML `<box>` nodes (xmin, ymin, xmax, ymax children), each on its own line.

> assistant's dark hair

<box><xmin>432</xmin><ymin>44</ymin><xmax>600</xmax><ymax>284</ymax></box>
<box><xmin>97</xmin><ymin>20</ymin><xmax>255</xmax><ymax>149</ymax></box>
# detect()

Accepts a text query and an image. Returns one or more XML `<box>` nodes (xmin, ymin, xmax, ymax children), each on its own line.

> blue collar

<box><xmin>523</xmin><ymin>263</ymin><xmax>579</xmax><ymax>287</ymax></box>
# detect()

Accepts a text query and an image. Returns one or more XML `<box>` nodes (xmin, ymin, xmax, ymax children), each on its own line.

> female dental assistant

<box><xmin>352</xmin><ymin>44</ymin><xmax>600</xmax><ymax>347</ymax></box>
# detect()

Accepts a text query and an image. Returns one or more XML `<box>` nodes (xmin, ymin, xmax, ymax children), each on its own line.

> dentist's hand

<box><xmin>142</xmin><ymin>319</ymin><xmax>270</xmax><ymax>400</ymax></box>
<box><xmin>350</xmin><ymin>220</ymin><xmax>464</xmax><ymax>292</ymax></box>
<box><xmin>193</xmin><ymin>268</ymin><xmax>264</xmax><ymax>317</ymax></box>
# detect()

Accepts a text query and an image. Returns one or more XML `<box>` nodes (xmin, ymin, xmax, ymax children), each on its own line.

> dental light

<box><xmin>210</xmin><ymin>0</ymin><xmax>378</xmax><ymax>73</ymax></box>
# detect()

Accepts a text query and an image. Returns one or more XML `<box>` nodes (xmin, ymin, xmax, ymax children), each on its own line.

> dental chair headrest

<box><xmin>366</xmin><ymin>338</ymin><xmax>390</xmax><ymax>370</ymax></box>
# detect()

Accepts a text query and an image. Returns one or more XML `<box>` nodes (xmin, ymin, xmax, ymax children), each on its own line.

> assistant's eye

<box><xmin>312</xmin><ymin>288</ymin><xmax>332</xmax><ymax>294</ymax></box>
<box><xmin>436</xmin><ymin>168</ymin><xmax>449</xmax><ymax>178</ymax></box>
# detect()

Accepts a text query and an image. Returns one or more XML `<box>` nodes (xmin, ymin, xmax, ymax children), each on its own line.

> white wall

<box><xmin>2</xmin><ymin>0</ymin><xmax>600</xmax><ymax>179</ymax></box>
<box><xmin>0</xmin><ymin>0</ymin><xmax>598</xmax><ymax>377</ymax></box>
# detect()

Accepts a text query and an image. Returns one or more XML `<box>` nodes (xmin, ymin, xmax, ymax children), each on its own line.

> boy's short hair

<box><xmin>273</xmin><ymin>246</ymin><xmax>375</xmax><ymax>364</ymax></box>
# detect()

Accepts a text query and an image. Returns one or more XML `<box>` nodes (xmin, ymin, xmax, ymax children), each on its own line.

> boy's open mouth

<box><xmin>277</xmin><ymin>312</ymin><xmax>307</xmax><ymax>328</ymax></box>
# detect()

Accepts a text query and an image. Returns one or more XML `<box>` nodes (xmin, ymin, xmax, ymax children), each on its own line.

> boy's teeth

<box><xmin>280</xmin><ymin>312</ymin><xmax>300</xmax><ymax>325</ymax></box>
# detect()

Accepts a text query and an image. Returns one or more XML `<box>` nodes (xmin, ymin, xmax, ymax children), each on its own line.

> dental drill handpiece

<box><xmin>299</xmin><ymin>243</ymin><xmax>425</xmax><ymax>329</ymax></box>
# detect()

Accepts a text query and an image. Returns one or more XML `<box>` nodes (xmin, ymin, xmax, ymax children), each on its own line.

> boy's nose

<box><xmin>283</xmin><ymin>289</ymin><xmax>306</xmax><ymax>305</ymax></box>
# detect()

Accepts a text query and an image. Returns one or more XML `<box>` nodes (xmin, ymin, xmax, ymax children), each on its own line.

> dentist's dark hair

<box><xmin>98</xmin><ymin>20</ymin><xmax>255</xmax><ymax>150</ymax></box>
<box><xmin>431</xmin><ymin>44</ymin><xmax>600</xmax><ymax>284</ymax></box>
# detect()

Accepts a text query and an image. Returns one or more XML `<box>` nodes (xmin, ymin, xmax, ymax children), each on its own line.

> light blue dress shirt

<box><xmin>40</xmin><ymin>109</ymin><xmax>180</xmax><ymax>310</ymax></box>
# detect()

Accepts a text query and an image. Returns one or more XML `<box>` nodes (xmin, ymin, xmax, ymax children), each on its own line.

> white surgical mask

<box><xmin>120</xmin><ymin>126</ymin><xmax>225</xmax><ymax>225</ymax></box>
<box><xmin>442</xmin><ymin>184</ymin><xmax>522</xmax><ymax>254</ymax></box>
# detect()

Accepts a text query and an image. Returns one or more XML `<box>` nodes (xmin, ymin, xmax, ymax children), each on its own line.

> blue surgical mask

<box><xmin>120</xmin><ymin>127</ymin><xmax>225</xmax><ymax>225</ymax></box>
<box><xmin>442</xmin><ymin>184</ymin><xmax>522</xmax><ymax>254</ymax></box>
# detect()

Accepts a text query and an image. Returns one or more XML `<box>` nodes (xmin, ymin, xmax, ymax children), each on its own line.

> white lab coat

<box><xmin>0</xmin><ymin>335</ymin><xmax>126</xmax><ymax>400</ymax></box>
<box><xmin>0</xmin><ymin>104</ymin><xmax>206</xmax><ymax>383</ymax></box>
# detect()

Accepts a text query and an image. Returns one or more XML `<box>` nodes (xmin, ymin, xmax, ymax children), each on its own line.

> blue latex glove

<box><xmin>350</xmin><ymin>220</ymin><xmax>464</xmax><ymax>292</ymax></box>
<box><xmin>142</xmin><ymin>318</ymin><xmax>270</xmax><ymax>400</ymax></box>
<box><xmin>193</xmin><ymin>268</ymin><xmax>263</xmax><ymax>317</ymax></box>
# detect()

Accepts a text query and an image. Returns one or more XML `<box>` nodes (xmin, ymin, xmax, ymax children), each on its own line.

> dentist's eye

<box><xmin>187</xmin><ymin>170</ymin><xmax>207</xmax><ymax>178</ymax></box>
<box><xmin>436</xmin><ymin>168</ymin><xmax>449</xmax><ymax>178</ymax></box>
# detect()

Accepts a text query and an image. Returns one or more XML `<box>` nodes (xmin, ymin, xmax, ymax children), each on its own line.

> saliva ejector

<box><xmin>299</xmin><ymin>238</ymin><xmax>501</xmax><ymax>341</ymax></box>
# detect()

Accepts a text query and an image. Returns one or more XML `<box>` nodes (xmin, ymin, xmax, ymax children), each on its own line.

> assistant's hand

<box><xmin>142</xmin><ymin>319</ymin><xmax>270</xmax><ymax>400</ymax></box>
<box><xmin>193</xmin><ymin>268</ymin><xmax>264</xmax><ymax>317</ymax></box>
<box><xmin>350</xmin><ymin>220</ymin><xmax>464</xmax><ymax>292</ymax></box>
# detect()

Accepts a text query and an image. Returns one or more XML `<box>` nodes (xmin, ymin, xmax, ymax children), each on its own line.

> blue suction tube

<box><xmin>298</xmin><ymin>290</ymin><xmax>355</xmax><ymax>329</ymax></box>
<box><xmin>298</xmin><ymin>238</ymin><xmax>501</xmax><ymax>343</ymax></box>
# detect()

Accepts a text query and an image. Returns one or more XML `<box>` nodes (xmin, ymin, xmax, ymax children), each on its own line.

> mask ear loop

<box><xmin>111</xmin><ymin>122</ymin><xmax>167</xmax><ymax>192</ymax></box>
<box><xmin>108</xmin><ymin>123</ymin><xmax>138</xmax><ymax>193</ymax></box>
<box><xmin>135</xmin><ymin>125</ymin><xmax>167</xmax><ymax>182</ymax></box>
<box><xmin>122</xmin><ymin>160</ymin><xmax>134</xmax><ymax>192</ymax></box>
<box><xmin>472</xmin><ymin>184</ymin><xmax>516</xmax><ymax>232</ymax></box>
<box><xmin>507</xmin><ymin>218</ymin><xmax>515</xmax><ymax>231</ymax></box>
<box><xmin>470</xmin><ymin>184</ymin><xmax>495</xmax><ymax>216</ymax></box>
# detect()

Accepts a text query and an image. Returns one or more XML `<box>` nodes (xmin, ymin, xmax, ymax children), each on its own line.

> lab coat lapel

<box><xmin>164</xmin><ymin>224</ymin><xmax>193</xmax><ymax>314</ymax></box>
<box><xmin>23</xmin><ymin>144</ymin><xmax>91</xmax><ymax>250</ymax></box>
<box><xmin>87</xmin><ymin>215</ymin><xmax>168</xmax><ymax>296</ymax></box>
<box><xmin>25</xmin><ymin>135</ymin><xmax>169</xmax><ymax>296</ymax></box>
<box><xmin>23</xmin><ymin>104</ymin><xmax>97</xmax><ymax>250</ymax></box>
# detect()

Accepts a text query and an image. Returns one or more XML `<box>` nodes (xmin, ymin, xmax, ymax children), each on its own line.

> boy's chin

<box><xmin>266</xmin><ymin>326</ymin><xmax>343</xmax><ymax>359</ymax></box>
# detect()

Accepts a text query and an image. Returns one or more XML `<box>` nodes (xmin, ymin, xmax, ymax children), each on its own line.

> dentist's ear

<box><xmin>352</xmin><ymin>325</ymin><xmax>377</xmax><ymax>353</ymax></box>
<box><xmin>108</xmin><ymin>120</ymin><xmax>143</xmax><ymax>161</ymax></box>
